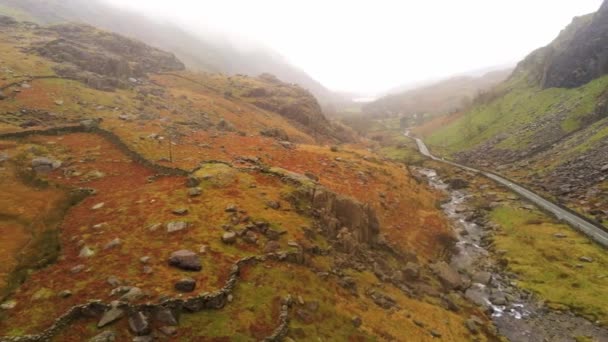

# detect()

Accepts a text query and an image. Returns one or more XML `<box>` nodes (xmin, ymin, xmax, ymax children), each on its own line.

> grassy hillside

<box><xmin>422</xmin><ymin>10</ymin><xmax>608</xmax><ymax>225</ymax></box>
<box><xmin>0</xmin><ymin>17</ymin><xmax>496</xmax><ymax>341</ymax></box>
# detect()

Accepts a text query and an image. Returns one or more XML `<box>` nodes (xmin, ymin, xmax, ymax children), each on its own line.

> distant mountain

<box><xmin>363</xmin><ymin>69</ymin><xmax>512</xmax><ymax>119</ymax></box>
<box><xmin>0</xmin><ymin>0</ymin><xmax>344</xmax><ymax>106</ymax></box>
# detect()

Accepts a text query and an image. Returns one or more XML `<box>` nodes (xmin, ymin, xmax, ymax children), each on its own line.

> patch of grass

<box><xmin>490</xmin><ymin>205</ymin><xmax>608</xmax><ymax>324</ymax></box>
<box><xmin>426</xmin><ymin>75</ymin><xmax>608</xmax><ymax>155</ymax></box>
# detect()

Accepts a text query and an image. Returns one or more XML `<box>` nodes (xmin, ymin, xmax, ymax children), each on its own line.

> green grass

<box><xmin>426</xmin><ymin>75</ymin><xmax>608</xmax><ymax>155</ymax></box>
<box><xmin>490</xmin><ymin>205</ymin><xmax>608</xmax><ymax>324</ymax></box>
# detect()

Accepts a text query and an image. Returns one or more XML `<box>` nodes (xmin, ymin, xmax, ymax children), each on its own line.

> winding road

<box><xmin>406</xmin><ymin>133</ymin><xmax>608</xmax><ymax>248</ymax></box>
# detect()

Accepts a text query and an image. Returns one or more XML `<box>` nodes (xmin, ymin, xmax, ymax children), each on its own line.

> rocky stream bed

<box><xmin>415</xmin><ymin>167</ymin><xmax>608</xmax><ymax>342</ymax></box>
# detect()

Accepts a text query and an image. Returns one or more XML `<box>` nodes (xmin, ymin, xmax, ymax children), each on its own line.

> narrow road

<box><xmin>406</xmin><ymin>133</ymin><xmax>608</xmax><ymax>248</ymax></box>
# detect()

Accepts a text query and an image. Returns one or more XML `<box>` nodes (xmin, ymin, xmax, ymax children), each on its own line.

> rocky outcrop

<box><xmin>31</xmin><ymin>23</ymin><xmax>184</xmax><ymax>90</ymax></box>
<box><xmin>309</xmin><ymin>189</ymin><xmax>381</xmax><ymax>247</ymax></box>
<box><xmin>513</xmin><ymin>1</ymin><xmax>608</xmax><ymax>89</ymax></box>
<box><xmin>541</xmin><ymin>1</ymin><xmax>608</xmax><ymax>89</ymax></box>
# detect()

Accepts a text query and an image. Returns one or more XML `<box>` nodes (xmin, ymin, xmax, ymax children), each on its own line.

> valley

<box><xmin>0</xmin><ymin>1</ymin><xmax>607</xmax><ymax>341</ymax></box>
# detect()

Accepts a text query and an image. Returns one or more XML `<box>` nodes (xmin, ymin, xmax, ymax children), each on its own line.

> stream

<box><xmin>414</xmin><ymin>167</ymin><xmax>608</xmax><ymax>342</ymax></box>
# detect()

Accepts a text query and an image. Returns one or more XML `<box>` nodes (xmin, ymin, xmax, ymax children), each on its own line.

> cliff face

<box><xmin>538</xmin><ymin>1</ymin><xmax>608</xmax><ymax>89</ymax></box>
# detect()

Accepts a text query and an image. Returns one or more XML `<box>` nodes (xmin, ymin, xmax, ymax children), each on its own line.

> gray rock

<box><xmin>403</xmin><ymin>262</ymin><xmax>420</xmax><ymax>280</ymax></box>
<box><xmin>58</xmin><ymin>290</ymin><xmax>72</xmax><ymax>298</ymax></box>
<box><xmin>264</xmin><ymin>241</ymin><xmax>281</xmax><ymax>253</ymax></box>
<box><xmin>172</xmin><ymin>208</ymin><xmax>189</xmax><ymax>216</ymax></box>
<box><xmin>464</xmin><ymin>287</ymin><xmax>490</xmax><ymax>308</ymax></box>
<box><xmin>155</xmin><ymin>308</ymin><xmax>178</xmax><ymax>326</ymax></box>
<box><xmin>168</xmin><ymin>250</ymin><xmax>202</xmax><ymax>271</ymax></box>
<box><xmin>579</xmin><ymin>256</ymin><xmax>594</xmax><ymax>263</ymax></box>
<box><xmin>132</xmin><ymin>336</ymin><xmax>153</xmax><ymax>342</ymax></box>
<box><xmin>166</xmin><ymin>221</ymin><xmax>188</xmax><ymax>233</ymax></box>
<box><xmin>71</xmin><ymin>264</ymin><xmax>86</xmax><ymax>274</ymax></box>
<box><xmin>159</xmin><ymin>326</ymin><xmax>177</xmax><ymax>336</ymax></box>
<box><xmin>465</xmin><ymin>318</ymin><xmax>479</xmax><ymax>334</ymax></box>
<box><xmin>430</xmin><ymin>262</ymin><xmax>463</xmax><ymax>290</ymax></box>
<box><xmin>98</xmin><ymin>302</ymin><xmax>125</xmax><ymax>328</ymax></box>
<box><xmin>0</xmin><ymin>300</ymin><xmax>17</xmax><ymax>310</ymax></box>
<box><xmin>120</xmin><ymin>287</ymin><xmax>144</xmax><ymax>302</ymax></box>
<box><xmin>128</xmin><ymin>311</ymin><xmax>151</xmax><ymax>336</ymax></box>
<box><xmin>221</xmin><ymin>231</ymin><xmax>237</xmax><ymax>244</ymax></box>
<box><xmin>185</xmin><ymin>176</ymin><xmax>200</xmax><ymax>188</ymax></box>
<box><xmin>266</xmin><ymin>201</ymin><xmax>281</xmax><ymax>210</ymax></box>
<box><xmin>79</xmin><ymin>246</ymin><xmax>95</xmax><ymax>258</ymax></box>
<box><xmin>104</xmin><ymin>238</ymin><xmax>121</xmax><ymax>250</ymax></box>
<box><xmin>187</xmin><ymin>187</ymin><xmax>202</xmax><ymax>197</ymax></box>
<box><xmin>175</xmin><ymin>277</ymin><xmax>196</xmax><ymax>292</ymax></box>
<box><xmin>225</xmin><ymin>204</ymin><xmax>238</xmax><ymax>212</ymax></box>
<box><xmin>140</xmin><ymin>256</ymin><xmax>151</xmax><ymax>264</ymax></box>
<box><xmin>472</xmin><ymin>272</ymin><xmax>492</xmax><ymax>285</ymax></box>
<box><xmin>31</xmin><ymin>157</ymin><xmax>61</xmax><ymax>172</ymax></box>
<box><xmin>107</xmin><ymin>276</ymin><xmax>122</xmax><ymax>287</ymax></box>
<box><xmin>242</xmin><ymin>230</ymin><xmax>258</xmax><ymax>244</ymax></box>
<box><xmin>89</xmin><ymin>330</ymin><xmax>116</xmax><ymax>342</ymax></box>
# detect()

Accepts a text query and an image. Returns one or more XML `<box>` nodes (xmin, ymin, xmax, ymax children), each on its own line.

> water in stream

<box><xmin>414</xmin><ymin>167</ymin><xmax>608</xmax><ymax>342</ymax></box>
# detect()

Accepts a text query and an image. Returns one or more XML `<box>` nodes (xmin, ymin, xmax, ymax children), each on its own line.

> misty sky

<box><xmin>104</xmin><ymin>0</ymin><xmax>603</xmax><ymax>94</ymax></box>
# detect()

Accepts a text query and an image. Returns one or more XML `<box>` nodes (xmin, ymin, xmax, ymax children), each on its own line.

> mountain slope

<box><xmin>0</xmin><ymin>17</ymin><xmax>494</xmax><ymax>341</ymax></box>
<box><xmin>425</xmin><ymin>2</ymin><xmax>608</xmax><ymax>225</ymax></box>
<box><xmin>364</xmin><ymin>69</ymin><xmax>511</xmax><ymax>122</ymax></box>
<box><xmin>0</xmin><ymin>0</ymin><xmax>344</xmax><ymax>106</ymax></box>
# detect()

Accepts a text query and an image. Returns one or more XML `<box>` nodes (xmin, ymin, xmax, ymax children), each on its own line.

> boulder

<box><xmin>472</xmin><ymin>271</ymin><xmax>492</xmax><ymax>285</ymax></box>
<box><xmin>168</xmin><ymin>250</ymin><xmax>202</xmax><ymax>271</ymax></box>
<box><xmin>579</xmin><ymin>256</ymin><xmax>594</xmax><ymax>263</ymax></box>
<box><xmin>103</xmin><ymin>238</ymin><xmax>121</xmax><ymax>250</ymax></box>
<box><xmin>264</xmin><ymin>241</ymin><xmax>281</xmax><ymax>253</ymax></box>
<box><xmin>242</xmin><ymin>230</ymin><xmax>258</xmax><ymax>244</ymax></box>
<box><xmin>120</xmin><ymin>287</ymin><xmax>144</xmax><ymax>302</ymax></box>
<box><xmin>430</xmin><ymin>262</ymin><xmax>463</xmax><ymax>290</ymax></box>
<box><xmin>79</xmin><ymin>246</ymin><xmax>95</xmax><ymax>258</ymax></box>
<box><xmin>221</xmin><ymin>231</ymin><xmax>237</xmax><ymax>244</ymax></box>
<box><xmin>155</xmin><ymin>308</ymin><xmax>178</xmax><ymax>326</ymax></box>
<box><xmin>352</xmin><ymin>316</ymin><xmax>362</xmax><ymax>328</ymax></box>
<box><xmin>128</xmin><ymin>311</ymin><xmax>151</xmax><ymax>336</ymax></box>
<box><xmin>175</xmin><ymin>277</ymin><xmax>196</xmax><ymax>292</ymax></box>
<box><xmin>172</xmin><ymin>208</ymin><xmax>189</xmax><ymax>216</ymax></box>
<box><xmin>31</xmin><ymin>157</ymin><xmax>62</xmax><ymax>172</ymax></box>
<box><xmin>159</xmin><ymin>326</ymin><xmax>178</xmax><ymax>336</ymax></box>
<box><xmin>166</xmin><ymin>221</ymin><xmax>188</xmax><ymax>233</ymax></box>
<box><xmin>185</xmin><ymin>176</ymin><xmax>200</xmax><ymax>188</ymax></box>
<box><xmin>98</xmin><ymin>302</ymin><xmax>125</xmax><ymax>328</ymax></box>
<box><xmin>187</xmin><ymin>187</ymin><xmax>202</xmax><ymax>197</ymax></box>
<box><xmin>403</xmin><ymin>262</ymin><xmax>420</xmax><ymax>281</ymax></box>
